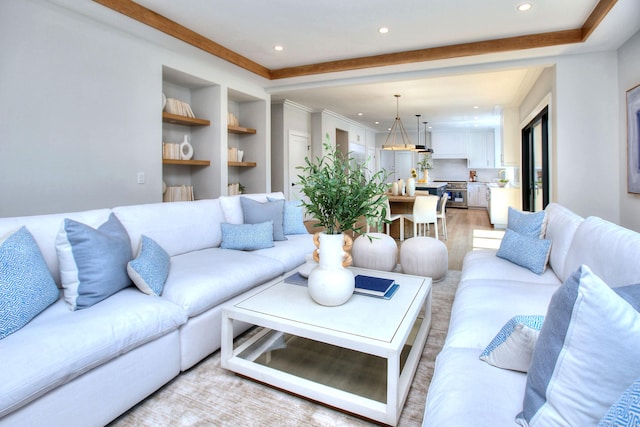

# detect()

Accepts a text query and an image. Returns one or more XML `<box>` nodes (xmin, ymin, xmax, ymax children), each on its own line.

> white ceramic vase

<box><xmin>391</xmin><ymin>181</ymin><xmax>399</xmax><ymax>196</ymax></box>
<box><xmin>307</xmin><ymin>233</ymin><xmax>355</xmax><ymax>306</ymax></box>
<box><xmin>407</xmin><ymin>177</ymin><xmax>416</xmax><ymax>196</ymax></box>
<box><xmin>398</xmin><ymin>178</ymin><xmax>406</xmax><ymax>195</ymax></box>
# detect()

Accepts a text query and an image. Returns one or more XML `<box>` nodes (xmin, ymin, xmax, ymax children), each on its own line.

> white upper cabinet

<box><xmin>431</xmin><ymin>131</ymin><xmax>467</xmax><ymax>159</ymax></box>
<box><xmin>467</xmin><ymin>130</ymin><xmax>495</xmax><ymax>168</ymax></box>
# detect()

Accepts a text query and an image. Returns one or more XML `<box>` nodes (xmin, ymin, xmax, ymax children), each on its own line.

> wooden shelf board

<box><xmin>228</xmin><ymin>161</ymin><xmax>257</xmax><ymax>167</ymax></box>
<box><xmin>163</xmin><ymin>159</ymin><xmax>210</xmax><ymax>166</ymax></box>
<box><xmin>228</xmin><ymin>125</ymin><xmax>256</xmax><ymax>134</ymax></box>
<box><xmin>162</xmin><ymin>112</ymin><xmax>210</xmax><ymax>126</ymax></box>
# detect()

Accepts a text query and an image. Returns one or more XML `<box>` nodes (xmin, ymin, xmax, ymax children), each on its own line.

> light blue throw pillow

<box><xmin>497</xmin><ymin>229</ymin><xmax>551</xmax><ymax>275</ymax></box>
<box><xmin>598</xmin><ymin>378</ymin><xmax>640</xmax><ymax>427</ymax></box>
<box><xmin>516</xmin><ymin>266</ymin><xmax>640</xmax><ymax>427</ymax></box>
<box><xmin>480</xmin><ymin>315</ymin><xmax>544</xmax><ymax>372</ymax></box>
<box><xmin>56</xmin><ymin>213</ymin><xmax>133</xmax><ymax>310</ymax></box>
<box><xmin>221</xmin><ymin>221</ymin><xmax>274</xmax><ymax>250</ymax></box>
<box><xmin>127</xmin><ymin>235</ymin><xmax>170</xmax><ymax>296</ymax></box>
<box><xmin>240</xmin><ymin>197</ymin><xmax>286</xmax><ymax>241</ymax></box>
<box><xmin>267</xmin><ymin>197</ymin><xmax>308</xmax><ymax>235</ymax></box>
<box><xmin>0</xmin><ymin>227</ymin><xmax>59</xmax><ymax>339</ymax></box>
<box><xmin>508</xmin><ymin>207</ymin><xmax>547</xmax><ymax>238</ymax></box>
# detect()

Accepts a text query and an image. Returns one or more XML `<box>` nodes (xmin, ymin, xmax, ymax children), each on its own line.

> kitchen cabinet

<box><xmin>488</xmin><ymin>186</ymin><xmax>522</xmax><ymax>228</ymax></box>
<box><xmin>468</xmin><ymin>183</ymin><xmax>488</xmax><ymax>208</ymax></box>
<box><xmin>467</xmin><ymin>130</ymin><xmax>495</xmax><ymax>168</ymax></box>
<box><xmin>431</xmin><ymin>131</ymin><xmax>467</xmax><ymax>159</ymax></box>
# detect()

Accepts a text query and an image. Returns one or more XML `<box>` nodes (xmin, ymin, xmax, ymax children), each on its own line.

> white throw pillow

<box><xmin>479</xmin><ymin>315</ymin><xmax>544</xmax><ymax>372</ymax></box>
<box><xmin>516</xmin><ymin>265</ymin><xmax>640</xmax><ymax>426</ymax></box>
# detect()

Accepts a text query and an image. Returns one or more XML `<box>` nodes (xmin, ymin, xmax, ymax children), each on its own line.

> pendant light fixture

<box><xmin>423</xmin><ymin>121</ymin><xmax>433</xmax><ymax>153</ymax></box>
<box><xmin>382</xmin><ymin>95</ymin><xmax>413</xmax><ymax>150</ymax></box>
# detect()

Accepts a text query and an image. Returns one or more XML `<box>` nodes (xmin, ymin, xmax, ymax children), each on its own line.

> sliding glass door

<box><xmin>521</xmin><ymin>106</ymin><xmax>549</xmax><ymax>212</ymax></box>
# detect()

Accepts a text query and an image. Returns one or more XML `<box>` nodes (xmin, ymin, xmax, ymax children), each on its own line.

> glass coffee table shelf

<box><xmin>221</xmin><ymin>267</ymin><xmax>432</xmax><ymax>426</ymax></box>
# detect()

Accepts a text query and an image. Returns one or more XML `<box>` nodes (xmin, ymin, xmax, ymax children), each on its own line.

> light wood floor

<box><xmin>398</xmin><ymin>207</ymin><xmax>495</xmax><ymax>270</ymax></box>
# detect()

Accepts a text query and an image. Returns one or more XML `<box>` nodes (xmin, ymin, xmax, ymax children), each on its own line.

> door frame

<box><xmin>521</xmin><ymin>105</ymin><xmax>549</xmax><ymax>211</ymax></box>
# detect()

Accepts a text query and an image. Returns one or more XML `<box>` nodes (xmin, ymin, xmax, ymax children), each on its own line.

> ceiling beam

<box><xmin>93</xmin><ymin>0</ymin><xmax>272</xmax><ymax>79</ymax></box>
<box><xmin>270</xmin><ymin>30</ymin><xmax>583</xmax><ymax>80</ymax></box>
<box><xmin>94</xmin><ymin>0</ymin><xmax>615</xmax><ymax>81</ymax></box>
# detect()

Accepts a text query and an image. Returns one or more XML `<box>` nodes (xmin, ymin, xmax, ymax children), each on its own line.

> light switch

<box><xmin>137</xmin><ymin>172</ymin><xmax>145</xmax><ymax>184</ymax></box>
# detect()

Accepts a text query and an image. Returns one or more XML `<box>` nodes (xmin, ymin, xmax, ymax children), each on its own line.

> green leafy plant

<box><xmin>297</xmin><ymin>144</ymin><xmax>391</xmax><ymax>235</ymax></box>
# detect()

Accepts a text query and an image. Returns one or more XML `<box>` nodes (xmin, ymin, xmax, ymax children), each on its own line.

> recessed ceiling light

<box><xmin>273</xmin><ymin>45</ymin><xmax>284</xmax><ymax>52</ymax></box>
<box><xmin>473</xmin><ymin>105</ymin><xmax>479</xmax><ymax>109</ymax></box>
<box><xmin>375</xmin><ymin>121</ymin><xmax>380</xmax><ymax>125</ymax></box>
<box><xmin>357</xmin><ymin>112</ymin><xmax>363</xmax><ymax>116</ymax></box>
<box><xmin>378</xmin><ymin>27</ymin><xmax>389</xmax><ymax>34</ymax></box>
<box><xmin>517</xmin><ymin>3</ymin><xmax>532</xmax><ymax>12</ymax></box>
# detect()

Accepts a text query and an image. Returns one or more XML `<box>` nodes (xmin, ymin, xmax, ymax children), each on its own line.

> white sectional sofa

<box><xmin>0</xmin><ymin>192</ymin><xmax>314</xmax><ymax>427</ymax></box>
<box><xmin>423</xmin><ymin>203</ymin><xmax>640</xmax><ymax>426</ymax></box>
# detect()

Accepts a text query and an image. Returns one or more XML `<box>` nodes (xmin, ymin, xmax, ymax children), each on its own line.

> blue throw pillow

<box><xmin>480</xmin><ymin>315</ymin><xmax>544</xmax><ymax>372</ymax></box>
<box><xmin>598</xmin><ymin>378</ymin><xmax>640</xmax><ymax>427</ymax></box>
<box><xmin>0</xmin><ymin>227</ymin><xmax>60</xmax><ymax>339</ymax></box>
<box><xmin>127</xmin><ymin>235</ymin><xmax>170</xmax><ymax>296</ymax></box>
<box><xmin>267</xmin><ymin>197</ymin><xmax>308</xmax><ymax>235</ymax></box>
<box><xmin>56</xmin><ymin>213</ymin><xmax>133</xmax><ymax>310</ymax></box>
<box><xmin>240</xmin><ymin>197</ymin><xmax>286</xmax><ymax>241</ymax></box>
<box><xmin>516</xmin><ymin>266</ymin><xmax>640</xmax><ymax>427</ymax></box>
<box><xmin>221</xmin><ymin>221</ymin><xmax>274</xmax><ymax>250</ymax></box>
<box><xmin>508</xmin><ymin>207</ymin><xmax>547</xmax><ymax>238</ymax></box>
<box><xmin>497</xmin><ymin>229</ymin><xmax>551</xmax><ymax>275</ymax></box>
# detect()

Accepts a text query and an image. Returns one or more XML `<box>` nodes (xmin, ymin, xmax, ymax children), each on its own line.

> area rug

<box><xmin>109</xmin><ymin>271</ymin><xmax>460</xmax><ymax>427</ymax></box>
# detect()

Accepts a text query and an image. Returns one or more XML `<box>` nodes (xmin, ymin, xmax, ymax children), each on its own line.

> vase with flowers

<box><xmin>417</xmin><ymin>153</ymin><xmax>433</xmax><ymax>183</ymax></box>
<box><xmin>297</xmin><ymin>144</ymin><xmax>390</xmax><ymax>306</ymax></box>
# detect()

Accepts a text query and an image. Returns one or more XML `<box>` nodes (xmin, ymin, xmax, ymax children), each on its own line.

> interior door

<box><xmin>521</xmin><ymin>107</ymin><xmax>549</xmax><ymax>212</ymax></box>
<box><xmin>288</xmin><ymin>131</ymin><xmax>311</xmax><ymax>200</ymax></box>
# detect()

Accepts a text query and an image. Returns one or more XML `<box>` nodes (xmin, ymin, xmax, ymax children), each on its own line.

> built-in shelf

<box><xmin>228</xmin><ymin>125</ymin><xmax>256</xmax><ymax>134</ymax></box>
<box><xmin>228</xmin><ymin>161</ymin><xmax>257</xmax><ymax>167</ymax></box>
<box><xmin>163</xmin><ymin>159</ymin><xmax>211</xmax><ymax>166</ymax></box>
<box><xmin>163</xmin><ymin>112</ymin><xmax>210</xmax><ymax>126</ymax></box>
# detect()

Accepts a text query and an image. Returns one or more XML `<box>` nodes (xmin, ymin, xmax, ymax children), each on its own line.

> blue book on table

<box><xmin>354</xmin><ymin>275</ymin><xmax>395</xmax><ymax>296</ymax></box>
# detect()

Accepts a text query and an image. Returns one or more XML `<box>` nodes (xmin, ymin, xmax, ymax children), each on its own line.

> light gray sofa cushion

<box><xmin>161</xmin><ymin>248</ymin><xmax>285</xmax><ymax>318</ymax></box>
<box><xmin>113</xmin><ymin>199</ymin><xmax>224</xmax><ymax>257</ymax></box>
<box><xmin>0</xmin><ymin>209</ymin><xmax>112</xmax><ymax>285</ymax></box>
<box><xmin>565</xmin><ymin>216</ymin><xmax>640</xmax><ymax>288</ymax></box>
<box><xmin>0</xmin><ymin>288</ymin><xmax>187</xmax><ymax>417</ymax></box>
<box><xmin>543</xmin><ymin>203</ymin><xmax>583</xmax><ymax>283</ymax></box>
<box><xmin>253</xmin><ymin>234</ymin><xmax>315</xmax><ymax>272</ymax></box>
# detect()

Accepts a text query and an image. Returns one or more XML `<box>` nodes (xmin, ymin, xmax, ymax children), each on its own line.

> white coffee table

<box><xmin>221</xmin><ymin>267</ymin><xmax>432</xmax><ymax>426</ymax></box>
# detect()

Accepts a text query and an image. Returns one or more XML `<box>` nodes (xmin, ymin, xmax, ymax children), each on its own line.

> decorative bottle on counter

<box><xmin>391</xmin><ymin>181</ymin><xmax>399</xmax><ymax>196</ymax></box>
<box><xmin>398</xmin><ymin>178</ymin><xmax>406</xmax><ymax>196</ymax></box>
<box><xmin>407</xmin><ymin>177</ymin><xmax>416</xmax><ymax>196</ymax></box>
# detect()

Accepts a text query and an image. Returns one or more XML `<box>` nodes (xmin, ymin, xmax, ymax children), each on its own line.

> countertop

<box><xmin>414</xmin><ymin>182</ymin><xmax>448</xmax><ymax>189</ymax></box>
<box><xmin>386</xmin><ymin>190</ymin><xmax>433</xmax><ymax>202</ymax></box>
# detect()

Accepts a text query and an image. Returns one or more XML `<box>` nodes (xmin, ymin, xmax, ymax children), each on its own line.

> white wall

<box><xmin>554</xmin><ymin>52</ymin><xmax>620</xmax><ymax>222</ymax></box>
<box><xmin>0</xmin><ymin>0</ymin><xmax>269</xmax><ymax>217</ymax></box>
<box><xmin>618</xmin><ymin>29</ymin><xmax>640</xmax><ymax>232</ymax></box>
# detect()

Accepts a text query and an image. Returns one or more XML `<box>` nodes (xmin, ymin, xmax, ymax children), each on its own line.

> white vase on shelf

<box><xmin>391</xmin><ymin>182</ymin><xmax>399</xmax><ymax>196</ymax></box>
<box><xmin>398</xmin><ymin>178</ymin><xmax>406</xmax><ymax>196</ymax></box>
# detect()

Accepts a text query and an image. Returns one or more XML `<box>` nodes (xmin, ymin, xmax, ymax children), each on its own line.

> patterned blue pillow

<box><xmin>0</xmin><ymin>227</ymin><xmax>59</xmax><ymax>339</ymax></box>
<box><xmin>127</xmin><ymin>235</ymin><xmax>170</xmax><ymax>296</ymax></box>
<box><xmin>497</xmin><ymin>229</ymin><xmax>552</xmax><ymax>274</ymax></box>
<box><xmin>268</xmin><ymin>198</ymin><xmax>308</xmax><ymax>235</ymax></box>
<box><xmin>598</xmin><ymin>378</ymin><xmax>640</xmax><ymax>426</ymax></box>
<box><xmin>480</xmin><ymin>315</ymin><xmax>544</xmax><ymax>372</ymax></box>
<box><xmin>221</xmin><ymin>221</ymin><xmax>274</xmax><ymax>251</ymax></box>
<box><xmin>56</xmin><ymin>213</ymin><xmax>133</xmax><ymax>310</ymax></box>
<box><xmin>508</xmin><ymin>207</ymin><xmax>547</xmax><ymax>238</ymax></box>
<box><xmin>240</xmin><ymin>197</ymin><xmax>286</xmax><ymax>241</ymax></box>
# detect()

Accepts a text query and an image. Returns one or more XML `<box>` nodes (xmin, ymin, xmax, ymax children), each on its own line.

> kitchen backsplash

<box><xmin>429</xmin><ymin>159</ymin><xmax>513</xmax><ymax>183</ymax></box>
